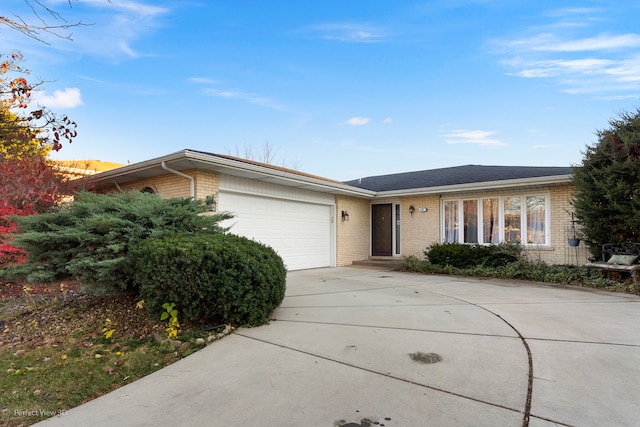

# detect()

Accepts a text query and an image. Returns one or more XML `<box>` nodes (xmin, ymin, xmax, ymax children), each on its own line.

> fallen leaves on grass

<box><xmin>0</xmin><ymin>278</ymin><xmax>233</xmax><ymax>427</ymax></box>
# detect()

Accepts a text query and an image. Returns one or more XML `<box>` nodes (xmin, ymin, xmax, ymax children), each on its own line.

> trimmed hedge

<box><xmin>426</xmin><ymin>242</ymin><xmax>521</xmax><ymax>268</ymax></box>
<box><xmin>132</xmin><ymin>232</ymin><xmax>287</xmax><ymax>327</ymax></box>
<box><xmin>402</xmin><ymin>255</ymin><xmax>626</xmax><ymax>290</ymax></box>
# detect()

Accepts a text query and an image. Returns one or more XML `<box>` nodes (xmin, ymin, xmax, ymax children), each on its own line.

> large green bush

<box><xmin>572</xmin><ymin>109</ymin><xmax>640</xmax><ymax>259</ymax></box>
<box><xmin>11</xmin><ymin>191</ymin><xmax>231</xmax><ymax>291</ymax></box>
<box><xmin>132</xmin><ymin>232</ymin><xmax>287</xmax><ymax>327</ymax></box>
<box><xmin>425</xmin><ymin>242</ymin><xmax>521</xmax><ymax>268</ymax></box>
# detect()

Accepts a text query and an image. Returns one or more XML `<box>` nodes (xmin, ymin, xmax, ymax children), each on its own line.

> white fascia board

<box><xmin>91</xmin><ymin>150</ymin><xmax>572</xmax><ymax>199</ymax></box>
<box><xmin>374</xmin><ymin>174</ymin><xmax>574</xmax><ymax>198</ymax></box>
<box><xmin>92</xmin><ymin>150</ymin><xmax>375</xmax><ymax>198</ymax></box>
<box><xmin>183</xmin><ymin>150</ymin><xmax>376</xmax><ymax>198</ymax></box>
<box><xmin>89</xmin><ymin>150</ymin><xmax>187</xmax><ymax>180</ymax></box>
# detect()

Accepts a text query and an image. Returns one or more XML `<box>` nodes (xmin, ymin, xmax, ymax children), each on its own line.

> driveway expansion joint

<box><xmin>272</xmin><ymin>318</ymin><xmax>519</xmax><ymax>340</ymax></box>
<box><xmin>235</xmin><ymin>332</ymin><xmax>525</xmax><ymax>417</ymax></box>
<box><xmin>417</xmin><ymin>289</ymin><xmax>534</xmax><ymax>427</ymax></box>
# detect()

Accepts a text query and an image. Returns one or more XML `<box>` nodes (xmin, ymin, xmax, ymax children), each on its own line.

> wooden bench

<box><xmin>584</xmin><ymin>243</ymin><xmax>640</xmax><ymax>282</ymax></box>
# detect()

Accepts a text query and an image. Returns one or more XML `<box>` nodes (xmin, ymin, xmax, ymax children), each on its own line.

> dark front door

<box><xmin>372</xmin><ymin>204</ymin><xmax>393</xmax><ymax>256</ymax></box>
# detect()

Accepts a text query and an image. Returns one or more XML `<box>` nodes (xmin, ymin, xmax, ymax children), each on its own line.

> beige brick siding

<box><xmin>400</xmin><ymin>196</ymin><xmax>441</xmax><ymax>258</ymax></box>
<box><xmin>397</xmin><ymin>184</ymin><xmax>588</xmax><ymax>266</ymax></box>
<box><xmin>336</xmin><ymin>195</ymin><xmax>370</xmax><ymax>266</ymax></box>
<box><xmin>192</xmin><ymin>170</ymin><xmax>220</xmax><ymax>203</ymax></box>
<box><xmin>101</xmin><ymin>171</ymin><xmax>584</xmax><ymax>267</ymax></box>
<box><xmin>104</xmin><ymin>169</ymin><xmax>220</xmax><ymax>202</ymax></box>
<box><xmin>530</xmin><ymin>184</ymin><xmax>590</xmax><ymax>265</ymax></box>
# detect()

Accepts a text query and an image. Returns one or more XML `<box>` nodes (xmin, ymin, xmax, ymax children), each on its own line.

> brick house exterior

<box><xmin>92</xmin><ymin>149</ymin><xmax>587</xmax><ymax>270</ymax></box>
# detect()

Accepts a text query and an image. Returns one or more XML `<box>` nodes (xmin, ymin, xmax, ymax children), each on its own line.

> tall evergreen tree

<box><xmin>572</xmin><ymin>109</ymin><xmax>640</xmax><ymax>258</ymax></box>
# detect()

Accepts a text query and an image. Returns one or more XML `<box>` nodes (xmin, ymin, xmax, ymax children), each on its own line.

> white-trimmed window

<box><xmin>441</xmin><ymin>193</ymin><xmax>550</xmax><ymax>246</ymax></box>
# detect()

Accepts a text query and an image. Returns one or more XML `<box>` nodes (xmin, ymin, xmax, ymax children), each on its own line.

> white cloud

<box><xmin>80</xmin><ymin>0</ymin><xmax>168</xmax><ymax>17</ymax></box>
<box><xmin>545</xmin><ymin>7</ymin><xmax>599</xmax><ymax>18</ymax></box>
<box><xmin>305</xmin><ymin>23</ymin><xmax>388</xmax><ymax>43</ymax></box>
<box><xmin>119</xmin><ymin>41</ymin><xmax>138</xmax><ymax>58</ymax></box>
<box><xmin>508</xmin><ymin>56</ymin><xmax>640</xmax><ymax>94</ymax></box>
<box><xmin>492</xmin><ymin>12</ymin><xmax>640</xmax><ymax>96</ymax></box>
<box><xmin>32</xmin><ymin>88</ymin><xmax>83</xmax><ymax>108</ymax></box>
<box><xmin>543</xmin><ymin>7</ymin><xmax>605</xmax><ymax>29</ymax></box>
<box><xmin>514</xmin><ymin>58</ymin><xmax>615</xmax><ymax>78</ymax></box>
<box><xmin>50</xmin><ymin>0</ymin><xmax>171</xmax><ymax>60</ymax></box>
<box><xmin>551</xmin><ymin>34</ymin><xmax>640</xmax><ymax>52</ymax></box>
<box><xmin>343</xmin><ymin>116</ymin><xmax>371</xmax><ymax>126</ymax></box>
<box><xmin>444</xmin><ymin>130</ymin><xmax>506</xmax><ymax>147</ymax></box>
<box><xmin>188</xmin><ymin>77</ymin><xmax>219</xmax><ymax>85</ymax></box>
<box><xmin>595</xmin><ymin>94</ymin><xmax>640</xmax><ymax>101</ymax></box>
<box><xmin>382</xmin><ymin>117</ymin><xmax>393</xmax><ymax>124</ymax></box>
<box><xmin>489</xmin><ymin>6</ymin><xmax>640</xmax><ymax>97</ymax></box>
<box><xmin>78</xmin><ymin>75</ymin><xmax>106</xmax><ymax>84</ymax></box>
<box><xmin>508</xmin><ymin>33</ymin><xmax>640</xmax><ymax>53</ymax></box>
<box><xmin>204</xmin><ymin>88</ymin><xmax>288</xmax><ymax>112</ymax></box>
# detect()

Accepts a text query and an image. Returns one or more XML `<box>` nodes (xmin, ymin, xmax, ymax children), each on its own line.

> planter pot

<box><xmin>568</xmin><ymin>238</ymin><xmax>581</xmax><ymax>247</ymax></box>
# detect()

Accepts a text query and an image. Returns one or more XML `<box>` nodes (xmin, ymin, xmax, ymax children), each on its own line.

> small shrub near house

<box><xmin>425</xmin><ymin>242</ymin><xmax>521</xmax><ymax>269</ymax></box>
<box><xmin>404</xmin><ymin>242</ymin><xmax>629</xmax><ymax>292</ymax></box>
<box><xmin>132</xmin><ymin>232</ymin><xmax>287</xmax><ymax>327</ymax></box>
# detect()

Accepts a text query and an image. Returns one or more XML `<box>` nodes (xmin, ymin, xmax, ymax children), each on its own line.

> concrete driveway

<box><xmin>38</xmin><ymin>267</ymin><xmax>640</xmax><ymax>427</ymax></box>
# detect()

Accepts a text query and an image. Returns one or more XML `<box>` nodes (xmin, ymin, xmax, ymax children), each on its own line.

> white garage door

<box><xmin>219</xmin><ymin>192</ymin><xmax>333</xmax><ymax>270</ymax></box>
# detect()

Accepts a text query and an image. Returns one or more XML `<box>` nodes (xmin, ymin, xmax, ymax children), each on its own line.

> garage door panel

<box><xmin>219</xmin><ymin>192</ymin><xmax>333</xmax><ymax>270</ymax></box>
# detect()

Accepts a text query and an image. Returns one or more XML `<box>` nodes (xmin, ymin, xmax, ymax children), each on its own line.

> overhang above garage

<box><xmin>89</xmin><ymin>149</ymin><xmax>375</xmax><ymax>199</ymax></box>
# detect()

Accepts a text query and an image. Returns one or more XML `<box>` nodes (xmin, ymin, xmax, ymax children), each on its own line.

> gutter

<box><xmin>91</xmin><ymin>150</ymin><xmax>374</xmax><ymax>198</ymax></box>
<box><xmin>161</xmin><ymin>161</ymin><xmax>195</xmax><ymax>198</ymax></box>
<box><xmin>373</xmin><ymin>174</ymin><xmax>574</xmax><ymax>198</ymax></box>
<box><xmin>184</xmin><ymin>150</ymin><xmax>376</xmax><ymax>198</ymax></box>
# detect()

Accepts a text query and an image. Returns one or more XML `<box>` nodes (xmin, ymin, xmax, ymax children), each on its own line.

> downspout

<box><xmin>161</xmin><ymin>161</ymin><xmax>195</xmax><ymax>198</ymax></box>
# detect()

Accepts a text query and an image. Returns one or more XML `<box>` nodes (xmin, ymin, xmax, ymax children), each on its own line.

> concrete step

<box><xmin>351</xmin><ymin>258</ymin><xmax>405</xmax><ymax>269</ymax></box>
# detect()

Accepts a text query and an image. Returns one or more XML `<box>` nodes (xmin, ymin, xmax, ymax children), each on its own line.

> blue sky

<box><xmin>2</xmin><ymin>1</ymin><xmax>640</xmax><ymax>181</ymax></box>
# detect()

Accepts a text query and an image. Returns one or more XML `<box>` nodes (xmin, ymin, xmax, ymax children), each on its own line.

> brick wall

<box><xmin>192</xmin><ymin>170</ymin><xmax>220</xmax><ymax>202</ymax></box>
<box><xmin>527</xmin><ymin>184</ymin><xmax>590</xmax><ymax>265</ymax></box>
<box><xmin>109</xmin><ymin>169</ymin><xmax>219</xmax><ymax>201</ymax></box>
<box><xmin>336</xmin><ymin>195</ymin><xmax>370</xmax><ymax>266</ymax></box>
<box><xmin>396</xmin><ymin>184</ymin><xmax>587</xmax><ymax>266</ymax></box>
<box><xmin>103</xmin><ymin>172</ymin><xmax>584</xmax><ymax>267</ymax></box>
<box><xmin>400</xmin><ymin>195</ymin><xmax>441</xmax><ymax>258</ymax></box>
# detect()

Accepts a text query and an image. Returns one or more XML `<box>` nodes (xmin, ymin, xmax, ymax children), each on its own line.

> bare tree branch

<box><xmin>1</xmin><ymin>51</ymin><xmax>78</xmax><ymax>152</ymax></box>
<box><xmin>225</xmin><ymin>142</ymin><xmax>301</xmax><ymax>170</ymax></box>
<box><xmin>1</xmin><ymin>1</ymin><xmax>92</xmax><ymax>44</ymax></box>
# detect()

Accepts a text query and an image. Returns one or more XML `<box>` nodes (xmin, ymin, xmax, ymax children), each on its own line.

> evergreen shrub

<box><xmin>426</xmin><ymin>242</ymin><xmax>473</xmax><ymax>268</ymax></box>
<box><xmin>133</xmin><ymin>232</ymin><xmax>287</xmax><ymax>327</ymax></box>
<box><xmin>572</xmin><ymin>108</ymin><xmax>640</xmax><ymax>259</ymax></box>
<box><xmin>425</xmin><ymin>242</ymin><xmax>521</xmax><ymax>268</ymax></box>
<box><xmin>11</xmin><ymin>191</ymin><xmax>231</xmax><ymax>290</ymax></box>
<box><xmin>403</xmin><ymin>255</ymin><xmax>623</xmax><ymax>289</ymax></box>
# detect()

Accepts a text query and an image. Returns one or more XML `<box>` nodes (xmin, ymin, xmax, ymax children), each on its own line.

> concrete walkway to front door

<box><xmin>37</xmin><ymin>267</ymin><xmax>640</xmax><ymax>426</ymax></box>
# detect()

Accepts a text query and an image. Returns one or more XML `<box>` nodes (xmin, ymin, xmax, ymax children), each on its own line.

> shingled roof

<box><xmin>343</xmin><ymin>165</ymin><xmax>574</xmax><ymax>192</ymax></box>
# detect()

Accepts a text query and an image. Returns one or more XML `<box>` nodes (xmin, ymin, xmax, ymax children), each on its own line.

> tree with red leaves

<box><xmin>1</xmin><ymin>51</ymin><xmax>82</xmax><ymax>266</ymax></box>
<box><xmin>0</xmin><ymin>156</ymin><xmax>82</xmax><ymax>266</ymax></box>
<box><xmin>0</xmin><ymin>156</ymin><xmax>81</xmax><ymax>213</ymax></box>
<box><xmin>0</xmin><ymin>205</ymin><xmax>31</xmax><ymax>266</ymax></box>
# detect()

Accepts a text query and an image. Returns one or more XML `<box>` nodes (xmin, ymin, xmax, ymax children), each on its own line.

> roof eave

<box><xmin>90</xmin><ymin>150</ymin><xmax>376</xmax><ymax>198</ymax></box>
<box><xmin>373</xmin><ymin>174</ymin><xmax>574</xmax><ymax>197</ymax></box>
<box><xmin>184</xmin><ymin>150</ymin><xmax>376</xmax><ymax>198</ymax></box>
